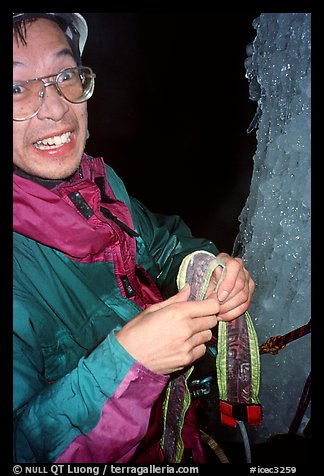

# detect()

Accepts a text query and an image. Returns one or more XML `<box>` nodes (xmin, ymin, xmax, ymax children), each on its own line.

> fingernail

<box><xmin>218</xmin><ymin>290</ymin><xmax>229</xmax><ymax>302</ymax></box>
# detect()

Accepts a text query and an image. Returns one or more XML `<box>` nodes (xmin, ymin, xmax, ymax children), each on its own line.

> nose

<box><xmin>36</xmin><ymin>82</ymin><xmax>69</xmax><ymax>121</ymax></box>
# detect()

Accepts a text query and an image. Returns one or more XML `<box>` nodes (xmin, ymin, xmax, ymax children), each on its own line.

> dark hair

<box><xmin>13</xmin><ymin>16</ymin><xmax>82</xmax><ymax>65</ymax></box>
<box><xmin>13</xmin><ymin>20</ymin><xmax>29</xmax><ymax>46</ymax></box>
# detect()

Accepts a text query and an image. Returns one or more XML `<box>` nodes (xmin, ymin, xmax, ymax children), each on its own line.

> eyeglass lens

<box><xmin>13</xmin><ymin>67</ymin><xmax>95</xmax><ymax>121</ymax></box>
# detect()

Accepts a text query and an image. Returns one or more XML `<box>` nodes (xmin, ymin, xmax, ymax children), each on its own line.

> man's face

<box><xmin>13</xmin><ymin>18</ymin><xmax>88</xmax><ymax>179</ymax></box>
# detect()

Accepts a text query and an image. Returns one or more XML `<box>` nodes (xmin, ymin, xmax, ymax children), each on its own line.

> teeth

<box><xmin>34</xmin><ymin>132</ymin><xmax>71</xmax><ymax>150</ymax></box>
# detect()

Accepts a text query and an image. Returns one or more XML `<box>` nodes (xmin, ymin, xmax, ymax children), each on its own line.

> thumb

<box><xmin>144</xmin><ymin>284</ymin><xmax>191</xmax><ymax>314</ymax></box>
<box><xmin>160</xmin><ymin>283</ymin><xmax>191</xmax><ymax>308</ymax></box>
<box><xmin>176</xmin><ymin>283</ymin><xmax>191</xmax><ymax>300</ymax></box>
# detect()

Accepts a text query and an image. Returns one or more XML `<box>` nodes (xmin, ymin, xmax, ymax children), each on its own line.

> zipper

<box><xmin>100</xmin><ymin>206</ymin><xmax>139</xmax><ymax>238</ymax></box>
<box><xmin>98</xmin><ymin>206</ymin><xmax>144</xmax><ymax>303</ymax></box>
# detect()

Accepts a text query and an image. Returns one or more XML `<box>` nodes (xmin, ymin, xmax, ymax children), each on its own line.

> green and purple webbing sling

<box><xmin>177</xmin><ymin>251</ymin><xmax>262</xmax><ymax>428</ymax></box>
<box><xmin>160</xmin><ymin>251</ymin><xmax>262</xmax><ymax>463</ymax></box>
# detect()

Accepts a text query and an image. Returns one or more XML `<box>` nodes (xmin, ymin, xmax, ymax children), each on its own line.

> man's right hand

<box><xmin>115</xmin><ymin>284</ymin><xmax>219</xmax><ymax>375</ymax></box>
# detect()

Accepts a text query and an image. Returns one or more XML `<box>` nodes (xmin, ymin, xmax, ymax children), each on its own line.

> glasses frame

<box><xmin>13</xmin><ymin>66</ymin><xmax>96</xmax><ymax>121</ymax></box>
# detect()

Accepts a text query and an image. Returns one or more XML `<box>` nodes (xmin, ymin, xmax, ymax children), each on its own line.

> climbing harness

<box><xmin>177</xmin><ymin>250</ymin><xmax>262</xmax><ymax>430</ymax></box>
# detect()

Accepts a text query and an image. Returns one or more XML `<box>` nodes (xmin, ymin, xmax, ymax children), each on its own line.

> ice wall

<box><xmin>233</xmin><ymin>13</ymin><xmax>311</xmax><ymax>443</ymax></box>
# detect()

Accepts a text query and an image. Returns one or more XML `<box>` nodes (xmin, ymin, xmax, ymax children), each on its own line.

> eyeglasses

<box><xmin>13</xmin><ymin>66</ymin><xmax>96</xmax><ymax>121</ymax></box>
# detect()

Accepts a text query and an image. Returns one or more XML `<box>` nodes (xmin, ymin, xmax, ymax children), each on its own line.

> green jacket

<box><xmin>13</xmin><ymin>154</ymin><xmax>218</xmax><ymax>463</ymax></box>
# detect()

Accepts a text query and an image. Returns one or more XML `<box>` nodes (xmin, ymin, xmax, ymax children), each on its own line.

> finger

<box><xmin>176</xmin><ymin>343</ymin><xmax>208</xmax><ymax>369</ymax></box>
<box><xmin>189</xmin><ymin>314</ymin><xmax>218</xmax><ymax>334</ymax></box>
<box><xmin>187</xmin><ymin>328</ymin><xmax>213</xmax><ymax>347</ymax></box>
<box><xmin>216</xmin><ymin>257</ymin><xmax>246</xmax><ymax>303</ymax></box>
<box><xmin>218</xmin><ymin>282</ymin><xmax>250</xmax><ymax>312</ymax></box>
<box><xmin>213</xmin><ymin>263</ymin><xmax>226</xmax><ymax>286</ymax></box>
<box><xmin>247</xmin><ymin>270</ymin><xmax>255</xmax><ymax>294</ymax></box>
<box><xmin>217</xmin><ymin>269</ymin><xmax>255</xmax><ymax>321</ymax></box>
<box><xmin>145</xmin><ymin>283</ymin><xmax>191</xmax><ymax>314</ymax></box>
<box><xmin>187</xmin><ymin>343</ymin><xmax>208</xmax><ymax>365</ymax></box>
<box><xmin>167</xmin><ymin>283</ymin><xmax>191</xmax><ymax>302</ymax></box>
<box><xmin>217</xmin><ymin>301</ymin><xmax>250</xmax><ymax>321</ymax></box>
<box><xmin>214</xmin><ymin>254</ymin><xmax>242</xmax><ymax>301</ymax></box>
<box><xmin>174</xmin><ymin>298</ymin><xmax>220</xmax><ymax>320</ymax></box>
<box><xmin>227</xmin><ymin>268</ymin><xmax>253</xmax><ymax>305</ymax></box>
<box><xmin>162</xmin><ymin>335</ymin><xmax>210</xmax><ymax>372</ymax></box>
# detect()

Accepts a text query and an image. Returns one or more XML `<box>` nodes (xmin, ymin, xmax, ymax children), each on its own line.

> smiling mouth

<box><xmin>34</xmin><ymin>131</ymin><xmax>72</xmax><ymax>150</ymax></box>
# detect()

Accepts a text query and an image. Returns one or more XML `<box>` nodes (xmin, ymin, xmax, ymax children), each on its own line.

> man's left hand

<box><xmin>205</xmin><ymin>252</ymin><xmax>255</xmax><ymax>321</ymax></box>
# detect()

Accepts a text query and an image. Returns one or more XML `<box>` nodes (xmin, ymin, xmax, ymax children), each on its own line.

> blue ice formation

<box><xmin>234</xmin><ymin>13</ymin><xmax>311</xmax><ymax>443</ymax></box>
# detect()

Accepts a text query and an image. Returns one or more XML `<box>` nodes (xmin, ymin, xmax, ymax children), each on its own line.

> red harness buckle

<box><xmin>220</xmin><ymin>400</ymin><xmax>262</xmax><ymax>428</ymax></box>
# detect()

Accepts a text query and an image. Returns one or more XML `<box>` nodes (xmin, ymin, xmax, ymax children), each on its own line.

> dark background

<box><xmin>80</xmin><ymin>12</ymin><xmax>260</xmax><ymax>253</ymax></box>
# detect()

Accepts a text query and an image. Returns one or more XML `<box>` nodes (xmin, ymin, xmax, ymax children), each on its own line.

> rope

<box><xmin>199</xmin><ymin>430</ymin><xmax>230</xmax><ymax>463</ymax></box>
<box><xmin>210</xmin><ymin>320</ymin><xmax>311</xmax><ymax>356</ymax></box>
<box><xmin>288</xmin><ymin>372</ymin><xmax>311</xmax><ymax>434</ymax></box>
<box><xmin>259</xmin><ymin>320</ymin><xmax>311</xmax><ymax>355</ymax></box>
<box><xmin>237</xmin><ymin>420</ymin><xmax>252</xmax><ymax>463</ymax></box>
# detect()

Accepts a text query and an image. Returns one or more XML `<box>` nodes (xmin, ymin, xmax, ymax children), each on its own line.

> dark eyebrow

<box><xmin>56</xmin><ymin>47</ymin><xmax>75</xmax><ymax>60</ymax></box>
<box><xmin>13</xmin><ymin>47</ymin><xmax>76</xmax><ymax>69</ymax></box>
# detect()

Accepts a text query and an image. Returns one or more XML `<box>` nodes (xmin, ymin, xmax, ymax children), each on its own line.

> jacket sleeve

<box><xmin>13</xmin><ymin>295</ymin><xmax>168</xmax><ymax>463</ymax></box>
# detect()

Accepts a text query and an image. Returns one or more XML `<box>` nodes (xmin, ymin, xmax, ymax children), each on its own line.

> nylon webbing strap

<box><xmin>177</xmin><ymin>251</ymin><xmax>262</xmax><ymax>429</ymax></box>
<box><xmin>160</xmin><ymin>367</ymin><xmax>193</xmax><ymax>463</ymax></box>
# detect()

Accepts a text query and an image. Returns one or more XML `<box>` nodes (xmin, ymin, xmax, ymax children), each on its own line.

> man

<box><xmin>13</xmin><ymin>13</ymin><xmax>254</xmax><ymax>463</ymax></box>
